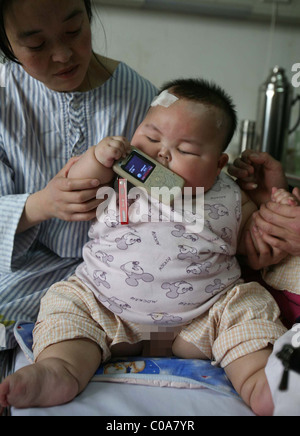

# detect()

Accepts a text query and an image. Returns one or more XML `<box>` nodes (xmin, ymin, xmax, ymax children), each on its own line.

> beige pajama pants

<box><xmin>33</xmin><ymin>276</ymin><xmax>287</xmax><ymax>368</ymax></box>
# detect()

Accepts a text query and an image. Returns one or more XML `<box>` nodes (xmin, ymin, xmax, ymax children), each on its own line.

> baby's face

<box><xmin>131</xmin><ymin>99</ymin><xmax>229</xmax><ymax>193</ymax></box>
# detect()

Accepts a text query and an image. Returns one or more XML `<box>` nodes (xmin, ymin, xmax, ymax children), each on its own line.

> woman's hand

<box><xmin>17</xmin><ymin>158</ymin><xmax>102</xmax><ymax>233</ymax></box>
<box><xmin>36</xmin><ymin>137</ymin><xmax>131</xmax><ymax>227</ymax></box>
<box><xmin>252</xmin><ymin>201</ymin><xmax>300</xmax><ymax>256</ymax></box>
<box><xmin>228</xmin><ymin>150</ymin><xmax>288</xmax><ymax>205</ymax></box>
<box><xmin>230</xmin><ymin>151</ymin><xmax>300</xmax><ymax>258</ymax></box>
<box><xmin>244</xmin><ymin>225</ymin><xmax>288</xmax><ymax>270</ymax></box>
<box><xmin>242</xmin><ymin>187</ymin><xmax>299</xmax><ymax>270</ymax></box>
<box><xmin>41</xmin><ymin>137</ymin><xmax>131</xmax><ymax>224</ymax></box>
<box><xmin>41</xmin><ymin>157</ymin><xmax>102</xmax><ymax>222</ymax></box>
<box><xmin>248</xmin><ymin>187</ymin><xmax>300</xmax><ymax>260</ymax></box>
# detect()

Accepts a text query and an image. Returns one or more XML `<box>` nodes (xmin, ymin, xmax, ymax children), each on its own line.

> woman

<box><xmin>0</xmin><ymin>0</ymin><xmax>157</xmax><ymax>351</ymax></box>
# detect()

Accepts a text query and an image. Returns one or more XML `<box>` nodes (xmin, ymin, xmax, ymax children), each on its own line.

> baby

<box><xmin>0</xmin><ymin>79</ymin><xmax>288</xmax><ymax>416</ymax></box>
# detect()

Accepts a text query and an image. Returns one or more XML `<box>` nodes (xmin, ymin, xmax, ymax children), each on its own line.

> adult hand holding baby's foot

<box><xmin>271</xmin><ymin>187</ymin><xmax>300</xmax><ymax>207</ymax></box>
<box><xmin>245</xmin><ymin>187</ymin><xmax>299</xmax><ymax>270</ymax></box>
<box><xmin>252</xmin><ymin>186</ymin><xmax>300</xmax><ymax>257</ymax></box>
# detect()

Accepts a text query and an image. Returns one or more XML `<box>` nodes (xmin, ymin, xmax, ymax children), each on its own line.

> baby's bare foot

<box><xmin>272</xmin><ymin>187</ymin><xmax>299</xmax><ymax>206</ymax></box>
<box><xmin>0</xmin><ymin>358</ymin><xmax>79</xmax><ymax>409</ymax></box>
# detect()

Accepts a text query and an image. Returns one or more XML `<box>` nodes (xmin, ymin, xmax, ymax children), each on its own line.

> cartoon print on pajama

<box><xmin>97</xmin><ymin>293</ymin><xmax>131</xmax><ymax>314</ymax></box>
<box><xmin>205</xmin><ymin>279</ymin><xmax>226</xmax><ymax>295</ymax></box>
<box><xmin>104</xmin><ymin>209</ymin><xmax>120</xmax><ymax>228</ymax></box>
<box><xmin>161</xmin><ymin>281</ymin><xmax>194</xmax><ymax>299</ymax></box>
<box><xmin>171</xmin><ymin>225</ymin><xmax>199</xmax><ymax>243</ymax></box>
<box><xmin>115</xmin><ymin>232</ymin><xmax>142</xmax><ymax>250</ymax></box>
<box><xmin>121</xmin><ymin>261</ymin><xmax>155</xmax><ymax>287</ymax></box>
<box><xmin>177</xmin><ymin>245</ymin><xmax>202</xmax><ymax>263</ymax></box>
<box><xmin>75</xmin><ymin>172</ymin><xmax>243</xmax><ymax>327</ymax></box>
<box><xmin>148</xmin><ymin>312</ymin><xmax>183</xmax><ymax>324</ymax></box>
<box><xmin>220</xmin><ymin>227</ymin><xmax>233</xmax><ymax>245</ymax></box>
<box><xmin>93</xmin><ymin>270</ymin><xmax>111</xmax><ymax>289</ymax></box>
<box><xmin>86</xmin><ymin>242</ymin><xmax>115</xmax><ymax>266</ymax></box>
<box><xmin>204</xmin><ymin>204</ymin><xmax>229</xmax><ymax>220</ymax></box>
<box><xmin>186</xmin><ymin>262</ymin><xmax>213</xmax><ymax>275</ymax></box>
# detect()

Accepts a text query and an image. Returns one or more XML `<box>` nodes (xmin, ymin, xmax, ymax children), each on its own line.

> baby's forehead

<box><xmin>151</xmin><ymin>90</ymin><xmax>179</xmax><ymax>108</ymax></box>
<box><xmin>152</xmin><ymin>90</ymin><xmax>220</xmax><ymax>113</ymax></box>
<box><xmin>152</xmin><ymin>94</ymin><xmax>225</xmax><ymax>125</ymax></box>
<box><xmin>177</xmin><ymin>98</ymin><xmax>228</xmax><ymax>130</ymax></box>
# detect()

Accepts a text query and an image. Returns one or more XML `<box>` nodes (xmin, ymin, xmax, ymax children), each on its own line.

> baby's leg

<box><xmin>172</xmin><ymin>336</ymin><xmax>209</xmax><ymax>359</ymax></box>
<box><xmin>225</xmin><ymin>347</ymin><xmax>273</xmax><ymax>416</ymax></box>
<box><xmin>0</xmin><ymin>339</ymin><xmax>101</xmax><ymax>409</ymax></box>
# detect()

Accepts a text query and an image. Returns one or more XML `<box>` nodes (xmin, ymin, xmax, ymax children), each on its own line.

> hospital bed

<box><xmin>2</xmin><ymin>321</ymin><xmax>300</xmax><ymax>417</ymax></box>
<box><xmin>1</xmin><ymin>322</ymin><xmax>256</xmax><ymax>417</ymax></box>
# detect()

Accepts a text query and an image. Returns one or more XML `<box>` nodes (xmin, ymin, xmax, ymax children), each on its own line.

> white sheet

<box><xmin>11</xmin><ymin>349</ymin><xmax>254</xmax><ymax>417</ymax></box>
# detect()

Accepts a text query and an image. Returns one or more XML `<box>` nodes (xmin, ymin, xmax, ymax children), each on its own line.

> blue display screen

<box><xmin>122</xmin><ymin>152</ymin><xmax>155</xmax><ymax>183</ymax></box>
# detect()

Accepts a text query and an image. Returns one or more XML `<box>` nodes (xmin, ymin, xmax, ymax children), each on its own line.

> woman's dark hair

<box><xmin>0</xmin><ymin>0</ymin><xmax>93</xmax><ymax>63</ymax></box>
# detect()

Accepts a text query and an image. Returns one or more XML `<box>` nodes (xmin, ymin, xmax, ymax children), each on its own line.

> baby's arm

<box><xmin>67</xmin><ymin>137</ymin><xmax>131</xmax><ymax>185</ymax></box>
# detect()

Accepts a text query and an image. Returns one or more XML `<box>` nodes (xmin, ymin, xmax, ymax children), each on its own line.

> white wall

<box><xmin>91</xmin><ymin>5</ymin><xmax>300</xmax><ymax>157</ymax></box>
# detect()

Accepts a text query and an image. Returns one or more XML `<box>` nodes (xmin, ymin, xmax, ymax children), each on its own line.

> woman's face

<box><xmin>4</xmin><ymin>0</ymin><xmax>93</xmax><ymax>92</ymax></box>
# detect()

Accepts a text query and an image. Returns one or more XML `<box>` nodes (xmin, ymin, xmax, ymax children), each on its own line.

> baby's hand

<box><xmin>94</xmin><ymin>136</ymin><xmax>131</xmax><ymax>168</ymax></box>
<box><xmin>271</xmin><ymin>187</ymin><xmax>300</xmax><ymax>207</ymax></box>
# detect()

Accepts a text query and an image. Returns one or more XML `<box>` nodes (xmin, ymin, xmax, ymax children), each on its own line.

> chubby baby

<box><xmin>0</xmin><ymin>79</ymin><xmax>289</xmax><ymax>416</ymax></box>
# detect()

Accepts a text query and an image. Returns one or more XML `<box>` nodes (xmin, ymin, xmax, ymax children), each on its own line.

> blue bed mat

<box><xmin>14</xmin><ymin>322</ymin><xmax>239</xmax><ymax>399</ymax></box>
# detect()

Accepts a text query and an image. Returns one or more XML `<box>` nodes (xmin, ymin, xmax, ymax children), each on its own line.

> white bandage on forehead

<box><xmin>151</xmin><ymin>90</ymin><xmax>179</xmax><ymax>108</ymax></box>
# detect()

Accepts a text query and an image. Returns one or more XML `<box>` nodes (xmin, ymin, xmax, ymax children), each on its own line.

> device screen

<box><xmin>122</xmin><ymin>152</ymin><xmax>156</xmax><ymax>183</ymax></box>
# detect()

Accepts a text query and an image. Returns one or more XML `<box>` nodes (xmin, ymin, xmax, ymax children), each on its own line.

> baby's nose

<box><xmin>157</xmin><ymin>149</ymin><xmax>171</xmax><ymax>167</ymax></box>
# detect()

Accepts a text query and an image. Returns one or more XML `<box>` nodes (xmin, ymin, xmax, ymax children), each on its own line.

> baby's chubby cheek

<box><xmin>182</xmin><ymin>170</ymin><xmax>219</xmax><ymax>193</ymax></box>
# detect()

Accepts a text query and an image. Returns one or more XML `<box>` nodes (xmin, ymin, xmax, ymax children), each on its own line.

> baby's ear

<box><xmin>217</xmin><ymin>153</ymin><xmax>229</xmax><ymax>174</ymax></box>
